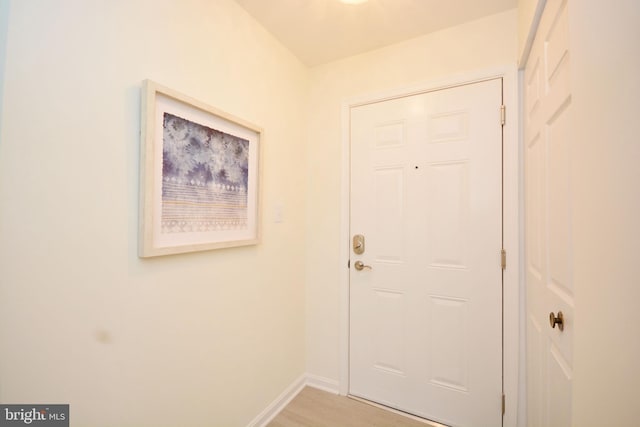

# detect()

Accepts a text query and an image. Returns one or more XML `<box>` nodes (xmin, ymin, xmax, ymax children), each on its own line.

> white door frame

<box><xmin>339</xmin><ymin>66</ymin><xmax>521</xmax><ymax>427</ymax></box>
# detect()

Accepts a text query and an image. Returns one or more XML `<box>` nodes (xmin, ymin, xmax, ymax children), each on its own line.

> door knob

<box><xmin>353</xmin><ymin>260</ymin><xmax>372</xmax><ymax>271</ymax></box>
<box><xmin>549</xmin><ymin>311</ymin><xmax>564</xmax><ymax>331</ymax></box>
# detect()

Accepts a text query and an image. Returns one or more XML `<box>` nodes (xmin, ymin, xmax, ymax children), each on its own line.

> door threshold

<box><xmin>347</xmin><ymin>394</ymin><xmax>450</xmax><ymax>427</ymax></box>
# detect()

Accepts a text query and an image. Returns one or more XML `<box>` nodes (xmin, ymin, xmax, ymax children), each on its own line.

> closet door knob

<box><xmin>549</xmin><ymin>311</ymin><xmax>564</xmax><ymax>331</ymax></box>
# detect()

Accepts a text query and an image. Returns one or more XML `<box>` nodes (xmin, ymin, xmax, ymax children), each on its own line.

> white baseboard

<box><xmin>248</xmin><ymin>373</ymin><xmax>341</xmax><ymax>427</ymax></box>
<box><xmin>247</xmin><ymin>374</ymin><xmax>307</xmax><ymax>427</ymax></box>
<box><xmin>305</xmin><ymin>374</ymin><xmax>340</xmax><ymax>395</ymax></box>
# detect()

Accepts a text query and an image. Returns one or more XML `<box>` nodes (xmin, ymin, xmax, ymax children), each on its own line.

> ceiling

<box><xmin>234</xmin><ymin>0</ymin><xmax>517</xmax><ymax>66</ymax></box>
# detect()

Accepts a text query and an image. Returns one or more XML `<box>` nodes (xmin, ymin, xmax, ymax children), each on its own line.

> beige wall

<box><xmin>0</xmin><ymin>1</ymin><xmax>308</xmax><ymax>426</ymax></box>
<box><xmin>305</xmin><ymin>9</ymin><xmax>518</xmax><ymax>384</ymax></box>
<box><xmin>569</xmin><ymin>0</ymin><xmax>640</xmax><ymax>425</ymax></box>
<box><xmin>0</xmin><ymin>0</ymin><xmax>7</xmax><ymax>120</ymax></box>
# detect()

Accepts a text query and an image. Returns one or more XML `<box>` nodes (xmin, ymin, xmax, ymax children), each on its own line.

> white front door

<box><xmin>349</xmin><ymin>79</ymin><xmax>503</xmax><ymax>427</ymax></box>
<box><xmin>524</xmin><ymin>1</ymin><xmax>574</xmax><ymax>426</ymax></box>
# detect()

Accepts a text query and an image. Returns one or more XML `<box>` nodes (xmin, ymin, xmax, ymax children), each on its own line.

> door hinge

<box><xmin>501</xmin><ymin>249</ymin><xmax>506</xmax><ymax>270</ymax></box>
<box><xmin>502</xmin><ymin>394</ymin><xmax>506</xmax><ymax>415</ymax></box>
<box><xmin>348</xmin><ymin>259</ymin><xmax>351</xmax><ymax>269</ymax></box>
<box><xmin>500</xmin><ymin>104</ymin><xmax>506</xmax><ymax>126</ymax></box>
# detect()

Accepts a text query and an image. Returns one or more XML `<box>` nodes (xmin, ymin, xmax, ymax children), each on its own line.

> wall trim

<box><xmin>306</xmin><ymin>373</ymin><xmax>341</xmax><ymax>395</ymax></box>
<box><xmin>247</xmin><ymin>374</ymin><xmax>307</xmax><ymax>427</ymax></box>
<box><xmin>339</xmin><ymin>65</ymin><xmax>521</xmax><ymax>427</ymax></box>
<box><xmin>518</xmin><ymin>0</ymin><xmax>547</xmax><ymax>68</ymax></box>
<box><xmin>248</xmin><ymin>374</ymin><xmax>340</xmax><ymax>427</ymax></box>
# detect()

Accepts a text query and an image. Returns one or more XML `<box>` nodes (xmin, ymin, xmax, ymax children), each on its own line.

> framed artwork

<box><xmin>139</xmin><ymin>80</ymin><xmax>261</xmax><ymax>257</ymax></box>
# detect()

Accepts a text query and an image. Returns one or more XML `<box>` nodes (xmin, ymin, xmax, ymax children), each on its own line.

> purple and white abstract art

<box><xmin>161</xmin><ymin>113</ymin><xmax>249</xmax><ymax>234</ymax></box>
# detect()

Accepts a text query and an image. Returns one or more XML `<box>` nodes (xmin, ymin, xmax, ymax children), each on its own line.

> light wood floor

<box><xmin>267</xmin><ymin>387</ymin><xmax>438</xmax><ymax>427</ymax></box>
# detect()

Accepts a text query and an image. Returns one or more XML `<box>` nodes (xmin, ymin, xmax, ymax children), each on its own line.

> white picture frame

<box><xmin>139</xmin><ymin>80</ymin><xmax>261</xmax><ymax>257</ymax></box>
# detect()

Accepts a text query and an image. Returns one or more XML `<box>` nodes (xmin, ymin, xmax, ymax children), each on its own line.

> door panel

<box><xmin>426</xmin><ymin>161</ymin><xmax>469</xmax><ymax>268</ymax></box>
<box><xmin>525</xmin><ymin>0</ymin><xmax>574</xmax><ymax>425</ymax></box>
<box><xmin>429</xmin><ymin>295</ymin><xmax>469</xmax><ymax>392</ymax></box>
<box><xmin>350</xmin><ymin>79</ymin><xmax>503</xmax><ymax>427</ymax></box>
<box><xmin>374</xmin><ymin>167</ymin><xmax>405</xmax><ymax>260</ymax></box>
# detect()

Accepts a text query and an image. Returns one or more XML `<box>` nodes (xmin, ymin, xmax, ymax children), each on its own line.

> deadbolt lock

<box><xmin>353</xmin><ymin>234</ymin><xmax>365</xmax><ymax>255</ymax></box>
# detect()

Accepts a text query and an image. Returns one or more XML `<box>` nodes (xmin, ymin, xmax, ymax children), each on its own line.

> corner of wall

<box><xmin>247</xmin><ymin>372</ymin><xmax>341</xmax><ymax>427</ymax></box>
<box><xmin>246</xmin><ymin>374</ymin><xmax>307</xmax><ymax>427</ymax></box>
